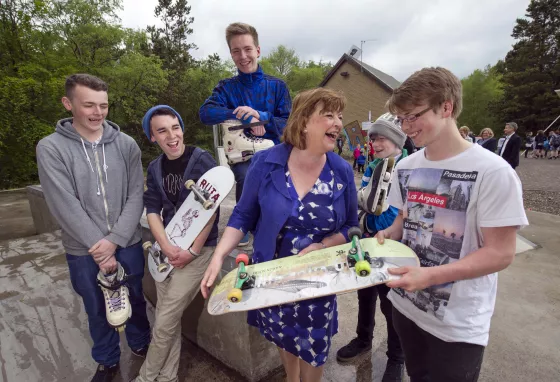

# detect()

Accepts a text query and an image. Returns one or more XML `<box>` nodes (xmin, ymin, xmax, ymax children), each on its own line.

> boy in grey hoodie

<box><xmin>36</xmin><ymin>74</ymin><xmax>151</xmax><ymax>382</ymax></box>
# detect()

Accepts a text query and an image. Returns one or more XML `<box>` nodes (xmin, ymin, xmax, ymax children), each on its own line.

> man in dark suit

<box><xmin>500</xmin><ymin>122</ymin><xmax>522</xmax><ymax>169</ymax></box>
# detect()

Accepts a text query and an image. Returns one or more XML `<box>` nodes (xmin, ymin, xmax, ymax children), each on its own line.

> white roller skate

<box><xmin>97</xmin><ymin>262</ymin><xmax>131</xmax><ymax>332</ymax></box>
<box><xmin>221</xmin><ymin>119</ymin><xmax>274</xmax><ymax>165</ymax></box>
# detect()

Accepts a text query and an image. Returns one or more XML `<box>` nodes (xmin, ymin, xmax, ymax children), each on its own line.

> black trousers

<box><xmin>356</xmin><ymin>283</ymin><xmax>404</xmax><ymax>363</ymax></box>
<box><xmin>392</xmin><ymin>307</ymin><xmax>485</xmax><ymax>382</ymax></box>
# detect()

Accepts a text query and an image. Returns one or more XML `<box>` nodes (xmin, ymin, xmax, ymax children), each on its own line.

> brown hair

<box><xmin>459</xmin><ymin>126</ymin><xmax>470</xmax><ymax>134</ymax></box>
<box><xmin>282</xmin><ymin>88</ymin><xmax>346</xmax><ymax>150</ymax></box>
<box><xmin>226</xmin><ymin>22</ymin><xmax>259</xmax><ymax>49</ymax></box>
<box><xmin>480</xmin><ymin>128</ymin><xmax>494</xmax><ymax>138</ymax></box>
<box><xmin>65</xmin><ymin>74</ymin><xmax>108</xmax><ymax>99</ymax></box>
<box><xmin>386</xmin><ymin>67</ymin><xmax>463</xmax><ymax>120</ymax></box>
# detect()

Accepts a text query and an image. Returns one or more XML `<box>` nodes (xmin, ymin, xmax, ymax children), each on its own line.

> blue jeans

<box><xmin>231</xmin><ymin>159</ymin><xmax>252</xmax><ymax>202</ymax></box>
<box><xmin>66</xmin><ymin>241</ymin><xmax>151</xmax><ymax>366</ymax></box>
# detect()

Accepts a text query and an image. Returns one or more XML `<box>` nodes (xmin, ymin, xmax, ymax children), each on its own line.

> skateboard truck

<box><xmin>227</xmin><ymin>253</ymin><xmax>255</xmax><ymax>303</ymax></box>
<box><xmin>185</xmin><ymin>180</ymin><xmax>214</xmax><ymax>210</ymax></box>
<box><xmin>347</xmin><ymin>227</ymin><xmax>372</xmax><ymax>277</ymax></box>
<box><xmin>143</xmin><ymin>242</ymin><xmax>170</xmax><ymax>273</ymax></box>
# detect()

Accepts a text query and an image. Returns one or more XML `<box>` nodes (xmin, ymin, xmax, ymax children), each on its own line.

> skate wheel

<box><xmin>355</xmin><ymin>260</ymin><xmax>371</xmax><ymax>277</ymax></box>
<box><xmin>374</xmin><ymin>205</ymin><xmax>383</xmax><ymax>216</ymax></box>
<box><xmin>185</xmin><ymin>179</ymin><xmax>195</xmax><ymax>190</ymax></box>
<box><xmin>386</xmin><ymin>157</ymin><xmax>396</xmax><ymax>171</ymax></box>
<box><xmin>158</xmin><ymin>263</ymin><xmax>170</xmax><ymax>272</ymax></box>
<box><xmin>235</xmin><ymin>253</ymin><xmax>249</xmax><ymax>266</ymax></box>
<box><xmin>347</xmin><ymin>227</ymin><xmax>362</xmax><ymax>240</ymax></box>
<box><xmin>227</xmin><ymin>288</ymin><xmax>243</xmax><ymax>303</ymax></box>
<box><xmin>116</xmin><ymin>325</ymin><xmax>125</xmax><ymax>332</ymax></box>
<box><xmin>383</xmin><ymin>171</ymin><xmax>392</xmax><ymax>182</ymax></box>
<box><xmin>203</xmin><ymin>200</ymin><xmax>214</xmax><ymax>210</ymax></box>
<box><xmin>142</xmin><ymin>241</ymin><xmax>152</xmax><ymax>250</ymax></box>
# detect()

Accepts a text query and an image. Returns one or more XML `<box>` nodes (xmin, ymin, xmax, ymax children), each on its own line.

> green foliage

<box><xmin>458</xmin><ymin>65</ymin><xmax>504</xmax><ymax>136</ymax></box>
<box><xmin>491</xmin><ymin>0</ymin><xmax>560</xmax><ymax>133</ymax></box>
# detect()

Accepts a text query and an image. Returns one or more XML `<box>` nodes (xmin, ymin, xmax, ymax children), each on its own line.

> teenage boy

<box><xmin>199</xmin><ymin>22</ymin><xmax>291</xmax><ymax>246</ymax></box>
<box><xmin>337</xmin><ymin>113</ymin><xmax>408</xmax><ymax>381</ymax></box>
<box><xmin>36</xmin><ymin>74</ymin><xmax>150</xmax><ymax>382</ymax></box>
<box><xmin>377</xmin><ymin>67</ymin><xmax>528</xmax><ymax>381</ymax></box>
<box><xmin>135</xmin><ymin>105</ymin><xmax>219</xmax><ymax>382</ymax></box>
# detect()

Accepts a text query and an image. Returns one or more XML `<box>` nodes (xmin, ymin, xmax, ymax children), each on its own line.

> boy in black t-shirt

<box><xmin>135</xmin><ymin>105</ymin><xmax>219</xmax><ymax>382</ymax></box>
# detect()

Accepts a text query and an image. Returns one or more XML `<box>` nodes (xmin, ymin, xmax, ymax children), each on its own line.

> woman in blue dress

<box><xmin>201</xmin><ymin>87</ymin><xmax>358</xmax><ymax>381</ymax></box>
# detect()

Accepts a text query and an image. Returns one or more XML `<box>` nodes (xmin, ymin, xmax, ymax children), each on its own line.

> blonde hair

<box><xmin>459</xmin><ymin>126</ymin><xmax>470</xmax><ymax>135</ymax></box>
<box><xmin>282</xmin><ymin>88</ymin><xmax>346</xmax><ymax>150</ymax></box>
<box><xmin>386</xmin><ymin>67</ymin><xmax>463</xmax><ymax>120</ymax></box>
<box><xmin>225</xmin><ymin>22</ymin><xmax>259</xmax><ymax>48</ymax></box>
<box><xmin>480</xmin><ymin>128</ymin><xmax>494</xmax><ymax>138</ymax></box>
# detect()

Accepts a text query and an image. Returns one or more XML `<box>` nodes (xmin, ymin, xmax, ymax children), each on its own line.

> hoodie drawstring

<box><xmin>102</xmin><ymin>144</ymin><xmax>108</xmax><ymax>183</ymax></box>
<box><xmin>81</xmin><ymin>138</ymin><xmax>101</xmax><ymax>196</ymax></box>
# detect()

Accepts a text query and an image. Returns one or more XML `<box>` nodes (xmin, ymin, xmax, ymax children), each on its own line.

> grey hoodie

<box><xmin>36</xmin><ymin>118</ymin><xmax>144</xmax><ymax>256</ymax></box>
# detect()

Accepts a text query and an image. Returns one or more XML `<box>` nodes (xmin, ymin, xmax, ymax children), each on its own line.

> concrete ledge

<box><xmin>26</xmin><ymin>185</ymin><xmax>60</xmax><ymax>234</ymax></box>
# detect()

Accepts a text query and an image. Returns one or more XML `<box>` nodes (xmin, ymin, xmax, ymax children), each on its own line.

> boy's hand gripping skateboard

<box><xmin>143</xmin><ymin>166</ymin><xmax>234</xmax><ymax>282</ymax></box>
<box><xmin>207</xmin><ymin>227</ymin><xmax>419</xmax><ymax>315</ymax></box>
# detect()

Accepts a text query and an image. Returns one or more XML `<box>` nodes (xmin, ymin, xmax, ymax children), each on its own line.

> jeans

<box><xmin>230</xmin><ymin>159</ymin><xmax>252</xmax><ymax>203</ymax></box>
<box><xmin>356</xmin><ymin>283</ymin><xmax>404</xmax><ymax>363</ymax></box>
<box><xmin>392</xmin><ymin>307</ymin><xmax>485</xmax><ymax>382</ymax></box>
<box><xmin>66</xmin><ymin>241</ymin><xmax>151</xmax><ymax>366</ymax></box>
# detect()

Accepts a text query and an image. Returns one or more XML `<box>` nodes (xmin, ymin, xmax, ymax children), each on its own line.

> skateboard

<box><xmin>207</xmin><ymin>227</ymin><xmax>419</xmax><ymax>315</ymax></box>
<box><xmin>357</xmin><ymin>157</ymin><xmax>396</xmax><ymax>215</ymax></box>
<box><xmin>143</xmin><ymin>166</ymin><xmax>234</xmax><ymax>282</ymax></box>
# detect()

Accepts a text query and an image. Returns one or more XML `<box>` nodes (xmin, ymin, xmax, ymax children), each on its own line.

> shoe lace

<box><xmin>108</xmin><ymin>289</ymin><xmax>124</xmax><ymax>312</ymax></box>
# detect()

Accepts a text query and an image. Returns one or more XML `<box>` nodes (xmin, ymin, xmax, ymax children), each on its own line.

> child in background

<box><xmin>357</xmin><ymin>149</ymin><xmax>367</xmax><ymax>173</ymax></box>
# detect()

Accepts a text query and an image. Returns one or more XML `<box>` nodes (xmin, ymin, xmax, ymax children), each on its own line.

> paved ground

<box><xmin>516</xmin><ymin>156</ymin><xmax>560</xmax><ymax>216</ymax></box>
<box><xmin>0</xmin><ymin>190</ymin><xmax>36</xmax><ymax>241</ymax></box>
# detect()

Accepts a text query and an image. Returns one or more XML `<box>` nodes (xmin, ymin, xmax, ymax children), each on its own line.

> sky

<box><xmin>118</xmin><ymin>0</ymin><xmax>530</xmax><ymax>81</ymax></box>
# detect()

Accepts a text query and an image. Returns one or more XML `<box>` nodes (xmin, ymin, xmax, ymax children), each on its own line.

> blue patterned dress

<box><xmin>248</xmin><ymin>162</ymin><xmax>339</xmax><ymax>367</ymax></box>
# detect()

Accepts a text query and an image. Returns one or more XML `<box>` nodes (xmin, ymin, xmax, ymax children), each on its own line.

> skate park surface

<box><xmin>0</xmin><ymin>186</ymin><xmax>559</xmax><ymax>381</ymax></box>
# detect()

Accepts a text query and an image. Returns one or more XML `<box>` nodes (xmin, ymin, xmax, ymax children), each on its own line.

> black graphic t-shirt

<box><xmin>162</xmin><ymin>146</ymin><xmax>194</xmax><ymax>206</ymax></box>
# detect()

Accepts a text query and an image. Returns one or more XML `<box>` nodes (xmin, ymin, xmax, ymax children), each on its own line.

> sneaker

<box><xmin>382</xmin><ymin>360</ymin><xmax>404</xmax><ymax>382</ymax></box>
<box><xmin>336</xmin><ymin>338</ymin><xmax>372</xmax><ymax>362</ymax></box>
<box><xmin>238</xmin><ymin>232</ymin><xmax>250</xmax><ymax>247</ymax></box>
<box><xmin>131</xmin><ymin>345</ymin><xmax>149</xmax><ymax>358</ymax></box>
<box><xmin>91</xmin><ymin>363</ymin><xmax>119</xmax><ymax>382</ymax></box>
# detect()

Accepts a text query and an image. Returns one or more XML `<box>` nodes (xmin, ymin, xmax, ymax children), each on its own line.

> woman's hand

<box><xmin>298</xmin><ymin>242</ymin><xmax>325</xmax><ymax>256</ymax></box>
<box><xmin>200</xmin><ymin>255</ymin><xmax>225</xmax><ymax>299</ymax></box>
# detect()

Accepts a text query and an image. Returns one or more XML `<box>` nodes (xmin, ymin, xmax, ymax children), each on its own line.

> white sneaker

<box><xmin>221</xmin><ymin>119</ymin><xmax>274</xmax><ymax>165</ymax></box>
<box><xmin>97</xmin><ymin>262</ymin><xmax>131</xmax><ymax>330</ymax></box>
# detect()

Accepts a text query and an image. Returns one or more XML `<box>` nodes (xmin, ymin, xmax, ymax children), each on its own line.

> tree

<box><xmin>492</xmin><ymin>0</ymin><xmax>560</xmax><ymax>133</ymax></box>
<box><xmin>458</xmin><ymin>65</ymin><xmax>504</xmax><ymax>136</ymax></box>
<box><xmin>262</xmin><ymin>45</ymin><xmax>299</xmax><ymax>78</ymax></box>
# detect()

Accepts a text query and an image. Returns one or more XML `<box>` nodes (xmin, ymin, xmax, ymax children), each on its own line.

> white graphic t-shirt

<box><xmin>387</xmin><ymin>144</ymin><xmax>528</xmax><ymax>346</ymax></box>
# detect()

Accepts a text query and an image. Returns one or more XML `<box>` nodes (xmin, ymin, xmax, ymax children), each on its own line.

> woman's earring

<box><xmin>303</xmin><ymin>129</ymin><xmax>308</xmax><ymax>133</ymax></box>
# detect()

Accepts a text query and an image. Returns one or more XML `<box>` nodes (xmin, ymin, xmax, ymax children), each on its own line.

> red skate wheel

<box><xmin>235</xmin><ymin>253</ymin><xmax>249</xmax><ymax>266</ymax></box>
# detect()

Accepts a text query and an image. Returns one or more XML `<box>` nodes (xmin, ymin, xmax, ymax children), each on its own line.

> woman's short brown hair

<box><xmin>480</xmin><ymin>128</ymin><xmax>494</xmax><ymax>138</ymax></box>
<box><xmin>282</xmin><ymin>88</ymin><xmax>346</xmax><ymax>150</ymax></box>
<box><xmin>386</xmin><ymin>67</ymin><xmax>463</xmax><ymax>120</ymax></box>
<box><xmin>459</xmin><ymin>126</ymin><xmax>470</xmax><ymax>134</ymax></box>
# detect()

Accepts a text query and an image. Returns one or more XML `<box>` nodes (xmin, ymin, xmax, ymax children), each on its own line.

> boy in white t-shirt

<box><xmin>377</xmin><ymin>67</ymin><xmax>528</xmax><ymax>381</ymax></box>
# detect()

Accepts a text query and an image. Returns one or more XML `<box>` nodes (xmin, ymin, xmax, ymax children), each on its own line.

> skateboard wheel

<box><xmin>374</xmin><ymin>205</ymin><xmax>383</xmax><ymax>215</ymax></box>
<box><xmin>348</xmin><ymin>227</ymin><xmax>362</xmax><ymax>240</ymax></box>
<box><xmin>386</xmin><ymin>157</ymin><xmax>395</xmax><ymax>170</ymax></box>
<box><xmin>383</xmin><ymin>171</ymin><xmax>392</xmax><ymax>182</ymax></box>
<box><xmin>158</xmin><ymin>263</ymin><xmax>170</xmax><ymax>273</ymax></box>
<box><xmin>236</xmin><ymin>253</ymin><xmax>249</xmax><ymax>266</ymax></box>
<box><xmin>185</xmin><ymin>179</ymin><xmax>196</xmax><ymax>190</ymax></box>
<box><xmin>142</xmin><ymin>241</ymin><xmax>152</xmax><ymax>250</ymax></box>
<box><xmin>227</xmin><ymin>288</ymin><xmax>243</xmax><ymax>303</ymax></box>
<box><xmin>203</xmin><ymin>200</ymin><xmax>214</xmax><ymax>210</ymax></box>
<box><xmin>355</xmin><ymin>260</ymin><xmax>371</xmax><ymax>277</ymax></box>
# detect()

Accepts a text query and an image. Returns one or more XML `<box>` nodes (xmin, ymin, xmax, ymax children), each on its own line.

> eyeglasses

<box><xmin>396</xmin><ymin>106</ymin><xmax>432</xmax><ymax>125</ymax></box>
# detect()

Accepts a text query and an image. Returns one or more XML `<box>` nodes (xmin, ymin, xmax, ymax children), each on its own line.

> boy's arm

<box><xmin>361</xmin><ymin>165</ymin><xmax>373</xmax><ymax>187</ymax></box>
<box><xmin>36</xmin><ymin>144</ymin><xmax>105</xmax><ymax>248</ymax></box>
<box><xmin>257</xmin><ymin>81</ymin><xmax>292</xmax><ymax>139</ymax></box>
<box><xmin>104</xmin><ymin>141</ymin><xmax>144</xmax><ymax>247</ymax></box>
<box><xmin>199</xmin><ymin>82</ymin><xmax>236</xmax><ymax>125</ymax></box>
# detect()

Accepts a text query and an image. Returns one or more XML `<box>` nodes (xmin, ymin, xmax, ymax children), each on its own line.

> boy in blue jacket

<box><xmin>135</xmin><ymin>105</ymin><xmax>219</xmax><ymax>382</ymax></box>
<box><xmin>199</xmin><ymin>22</ymin><xmax>291</xmax><ymax>246</ymax></box>
<box><xmin>337</xmin><ymin>113</ymin><xmax>408</xmax><ymax>382</ymax></box>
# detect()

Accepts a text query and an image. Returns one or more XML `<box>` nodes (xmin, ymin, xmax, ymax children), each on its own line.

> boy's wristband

<box><xmin>188</xmin><ymin>247</ymin><xmax>201</xmax><ymax>258</ymax></box>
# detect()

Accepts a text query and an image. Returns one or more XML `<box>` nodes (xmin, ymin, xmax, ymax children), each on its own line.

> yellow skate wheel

<box><xmin>203</xmin><ymin>200</ymin><xmax>214</xmax><ymax>210</ymax></box>
<box><xmin>158</xmin><ymin>263</ymin><xmax>170</xmax><ymax>273</ymax></box>
<box><xmin>142</xmin><ymin>241</ymin><xmax>152</xmax><ymax>250</ymax></box>
<box><xmin>185</xmin><ymin>179</ymin><xmax>196</xmax><ymax>190</ymax></box>
<box><xmin>374</xmin><ymin>205</ymin><xmax>383</xmax><ymax>216</ymax></box>
<box><xmin>116</xmin><ymin>325</ymin><xmax>125</xmax><ymax>332</ymax></box>
<box><xmin>355</xmin><ymin>260</ymin><xmax>371</xmax><ymax>277</ymax></box>
<box><xmin>386</xmin><ymin>157</ymin><xmax>395</xmax><ymax>171</ymax></box>
<box><xmin>227</xmin><ymin>288</ymin><xmax>243</xmax><ymax>303</ymax></box>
